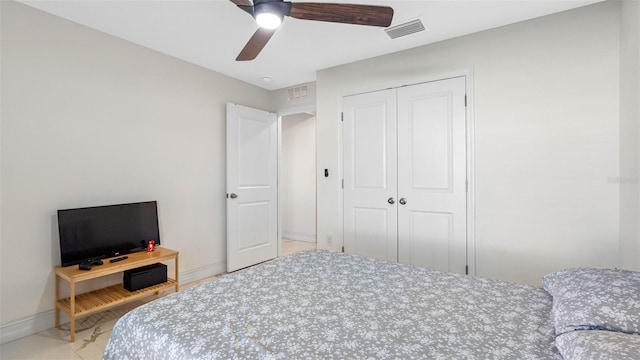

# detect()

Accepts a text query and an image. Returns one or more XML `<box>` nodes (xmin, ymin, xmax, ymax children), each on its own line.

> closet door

<box><xmin>342</xmin><ymin>89</ymin><xmax>398</xmax><ymax>261</ymax></box>
<box><xmin>397</xmin><ymin>77</ymin><xmax>467</xmax><ymax>274</ymax></box>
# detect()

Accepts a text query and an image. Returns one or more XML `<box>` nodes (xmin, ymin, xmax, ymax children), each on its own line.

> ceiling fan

<box><xmin>230</xmin><ymin>0</ymin><xmax>394</xmax><ymax>61</ymax></box>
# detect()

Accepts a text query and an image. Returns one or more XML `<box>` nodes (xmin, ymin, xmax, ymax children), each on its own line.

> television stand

<box><xmin>54</xmin><ymin>247</ymin><xmax>179</xmax><ymax>342</ymax></box>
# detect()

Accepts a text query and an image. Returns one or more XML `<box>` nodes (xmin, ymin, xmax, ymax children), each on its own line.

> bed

<box><xmin>103</xmin><ymin>250</ymin><xmax>640</xmax><ymax>360</ymax></box>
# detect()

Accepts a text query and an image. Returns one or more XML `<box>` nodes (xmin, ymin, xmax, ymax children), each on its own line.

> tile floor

<box><xmin>0</xmin><ymin>240</ymin><xmax>315</xmax><ymax>359</ymax></box>
<box><xmin>281</xmin><ymin>238</ymin><xmax>316</xmax><ymax>256</ymax></box>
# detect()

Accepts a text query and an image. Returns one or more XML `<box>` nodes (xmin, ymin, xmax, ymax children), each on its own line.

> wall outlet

<box><xmin>327</xmin><ymin>235</ymin><xmax>333</xmax><ymax>246</ymax></box>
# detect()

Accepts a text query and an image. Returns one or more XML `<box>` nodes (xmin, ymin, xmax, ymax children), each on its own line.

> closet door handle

<box><xmin>387</xmin><ymin>197</ymin><xmax>395</xmax><ymax>205</ymax></box>
<box><xmin>399</xmin><ymin>198</ymin><xmax>407</xmax><ymax>205</ymax></box>
<box><xmin>229</xmin><ymin>193</ymin><xmax>238</xmax><ymax>199</ymax></box>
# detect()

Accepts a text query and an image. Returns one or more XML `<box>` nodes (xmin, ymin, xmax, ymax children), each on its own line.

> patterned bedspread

<box><xmin>103</xmin><ymin>250</ymin><xmax>561</xmax><ymax>359</ymax></box>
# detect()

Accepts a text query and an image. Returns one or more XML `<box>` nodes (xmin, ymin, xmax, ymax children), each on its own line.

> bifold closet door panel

<box><xmin>342</xmin><ymin>89</ymin><xmax>398</xmax><ymax>262</ymax></box>
<box><xmin>396</xmin><ymin>77</ymin><xmax>467</xmax><ymax>274</ymax></box>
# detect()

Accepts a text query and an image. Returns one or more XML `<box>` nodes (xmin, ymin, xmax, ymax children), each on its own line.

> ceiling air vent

<box><xmin>384</xmin><ymin>18</ymin><xmax>426</xmax><ymax>39</ymax></box>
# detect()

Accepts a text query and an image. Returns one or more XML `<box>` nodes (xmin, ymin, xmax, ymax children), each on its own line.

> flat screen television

<box><xmin>57</xmin><ymin>201</ymin><xmax>160</xmax><ymax>266</ymax></box>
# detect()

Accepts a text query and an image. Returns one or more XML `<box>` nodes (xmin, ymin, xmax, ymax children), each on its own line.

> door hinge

<box><xmin>465</xmin><ymin>265</ymin><xmax>469</xmax><ymax>275</ymax></box>
<box><xmin>464</xmin><ymin>95</ymin><xmax>467</xmax><ymax>107</ymax></box>
<box><xmin>341</xmin><ymin>112</ymin><xmax>344</xmax><ymax>122</ymax></box>
<box><xmin>342</xmin><ymin>246</ymin><xmax>345</xmax><ymax>253</ymax></box>
<box><xmin>465</xmin><ymin>179</ymin><xmax>468</xmax><ymax>192</ymax></box>
<box><xmin>341</xmin><ymin>179</ymin><xmax>344</xmax><ymax>189</ymax></box>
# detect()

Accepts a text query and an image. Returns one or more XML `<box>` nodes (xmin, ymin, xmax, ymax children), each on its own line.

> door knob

<box><xmin>399</xmin><ymin>198</ymin><xmax>407</xmax><ymax>205</ymax></box>
<box><xmin>387</xmin><ymin>197</ymin><xmax>395</xmax><ymax>205</ymax></box>
<box><xmin>230</xmin><ymin>193</ymin><xmax>238</xmax><ymax>199</ymax></box>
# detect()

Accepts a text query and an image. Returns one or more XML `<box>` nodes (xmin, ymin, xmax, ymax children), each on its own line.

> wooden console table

<box><xmin>54</xmin><ymin>247</ymin><xmax>179</xmax><ymax>342</ymax></box>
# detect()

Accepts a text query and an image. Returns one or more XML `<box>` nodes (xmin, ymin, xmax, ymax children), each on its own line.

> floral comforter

<box><xmin>103</xmin><ymin>250</ymin><xmax>561</xmax><ymax>359</ymax></box>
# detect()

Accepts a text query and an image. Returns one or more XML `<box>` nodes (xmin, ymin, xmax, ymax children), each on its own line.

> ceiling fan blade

<box><xmin>236</xmin><ymin>27</ymin><xmax>277</xmax><ymax>61</ymax></box>
<box><xmin>229</xmin><ymin>0</ymin><xmax>252</xmax><ymax>6</ymax></box>
<box><xmin>230</xmin><ymin>0</ymin><xmax>254</xmax><ymax>16</ymax></box>
<box><xmin>289</xmin><ymin>3</ymin><xmax>393</xmax><ymax>27</ymax></box>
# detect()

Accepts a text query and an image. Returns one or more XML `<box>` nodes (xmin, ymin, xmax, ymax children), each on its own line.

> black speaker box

<box><xmin>123</xmin><ymin>263</ymin><xmax>167</xmax><ymax>292</ymax></box>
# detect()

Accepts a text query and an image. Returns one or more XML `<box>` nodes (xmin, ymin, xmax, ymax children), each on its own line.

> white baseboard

<box><xmin>0</xmin><ymin>261</ymin><xmax>227</xmax><ymax>345</ymax></box>
<box><xmin>178</xmin><ymin>260</ymin><xmax>226</xmax><ymax>285</ymax></box>
<box><xmin>0</xmin><ymin>310</ymin><xmax>56</xmax><ymax>345</ymax></box>
<box><xmin>282</xmin><ymin>231</ymin><xmax>316</xmax><ymax>243</ymax></box>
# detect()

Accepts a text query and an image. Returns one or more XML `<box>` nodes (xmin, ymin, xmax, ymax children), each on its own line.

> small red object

<box><xmin>147</xmin><ymin>239</ymin><xmax>155</xmax><ymax>252</ymax></box>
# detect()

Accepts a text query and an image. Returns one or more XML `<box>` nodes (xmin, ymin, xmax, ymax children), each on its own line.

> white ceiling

<box><xmin>19</xmin><ymin>0</ymin><xmax>603</xmax><ymax>90</ymax></box>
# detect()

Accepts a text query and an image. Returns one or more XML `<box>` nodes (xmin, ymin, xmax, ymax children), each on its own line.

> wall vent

<box><xmin>384</xmin><ymin>18</ymin><xmax>426</xmax><ymax>39</ymax></box>
<box><xmin>287</xmin><ymin>84</ymin><xmax>309</xmax><ymax>101</ymax></box>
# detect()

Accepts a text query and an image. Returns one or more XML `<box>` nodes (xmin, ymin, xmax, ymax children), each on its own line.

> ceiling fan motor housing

<box><xmin>254</xmin><ymin>0</ymin><xmax>292</xmax><ymax>18</ymax></box>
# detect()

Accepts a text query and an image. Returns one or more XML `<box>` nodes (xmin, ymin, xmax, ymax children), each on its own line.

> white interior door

<box><xmin>342</xmin><ymin>89</ymin><xmax>398</xmax><ymax>261</ymax></box>
<box><xmin>397</xmin><ymin>77</ymin><xmax>467</xmax><ymax>274</ymax></box>
<box><xmin>226</xmin><ymin>103</ymin><xmax>278</xmax><ymax>272</ymax></box>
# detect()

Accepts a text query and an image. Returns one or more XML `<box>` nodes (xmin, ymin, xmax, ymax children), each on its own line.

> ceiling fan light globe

<box><xmin>256</xmin><ymin>12</ymin><xmax>282</xmax><ymax>29</ymax></box>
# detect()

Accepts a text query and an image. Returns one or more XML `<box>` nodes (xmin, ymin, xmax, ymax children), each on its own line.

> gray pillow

<box><xmin>542</xmin><ymin>268</ymin><xmax>640</xmax><ymax>335</ymax></box>
<box><xmin>555</xmin><ymin>330</ymin><xmax>640</xmax><ymax>360</ymax></box>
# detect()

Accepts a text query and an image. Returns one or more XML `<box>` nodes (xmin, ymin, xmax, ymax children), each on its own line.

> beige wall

<box><xmin>619</xmin><ymin>0</ymin><xmax>640</xmax><ymax>271</ymax></box>
<box><xmin>316</xmin><ymin>1</ymin><xmax>621</xmax><ymax>286</ymax></box>
<box><xmin>0</xmin><ymin>0</ymin><xmax>271</xmax><ymax>331</ymax></box>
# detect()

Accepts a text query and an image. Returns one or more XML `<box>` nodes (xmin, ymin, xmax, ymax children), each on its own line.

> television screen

<box><xmin>57</xmin><ymin>201</ymin><xmax>160</xmax><ymax>266</ymax></box>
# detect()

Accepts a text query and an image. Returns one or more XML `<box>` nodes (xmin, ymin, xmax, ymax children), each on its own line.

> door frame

<box><xmin>276</xmin><ymin>105</ymin><xmax>317</xmax><ymax>257</ymax></box>
<box><xmin>339</xmin><ymin>69</ymin><xmax>477</xmax><ymax>275</ymax></box>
